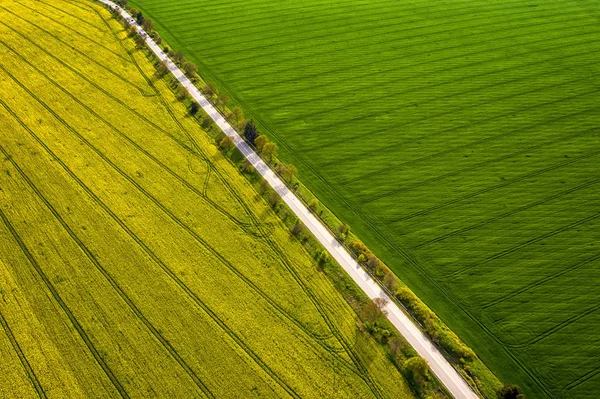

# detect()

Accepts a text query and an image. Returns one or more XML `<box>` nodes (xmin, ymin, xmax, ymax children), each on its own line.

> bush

<box><xmin>497</xmin><ymin>385</ymin><xmax>526</xmax><ymax>399</ymax></box>
<box><xmin>190</xmin><ymin>102</ymin><xmax>199</xmax><ymax>115</ymax></box>
<box><xmin>218</xmin><ymin>136</ymin><xmax>234</xmax><ymax>152</ymax></box>
<box><xmin>291</xmin><ymin>221</ymin><xmax>303</xmax><ymax>237</ymax></box>
<box><xmin>404</xmin><ymin>357</ymin><xmax>430</xmax><ymax>388</ymax></box>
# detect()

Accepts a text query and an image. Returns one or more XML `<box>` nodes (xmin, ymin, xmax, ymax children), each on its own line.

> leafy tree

<box><xmin>316</xmin><ymin>250</ymin><xmax>329</xmax><ymax>267</ymax></box>
<box><xmin>267</xmin><ymin>190</ymin><xmax>279</xmax><ymax>207</ymax></box>
<box><xmin>309</xmin><ymin>198</ymin><xmax>318</xmax><ymax>211</ymax></box>
<box><xmin>362</xmin><ymin>298</ymin><xmax>386</xmax><ymax>324</ymax></box>
<box><xmin>134</xmin><ymin>33</ymin><xmax>145</xmax><ymax>48</ymax></box>
<box><xmin>155</xmin><ymin>62</ymin><xmax>168</xmax><ymax>78</ymax></box>
<box><xmin>218</xmin><ymin>136</ymin><xmax>234</xmax><ymax>152</ymax></box>
<box><xmin>183</xmin><ymin>61</ymin><xmax>197</xmax><ymax>77</ymax></box>
<box><xmin>230</xmin><ymin>106</ymin><xmax>243</xmax><ymax>124</ymax></box>
<box><xmin>262</xmin><ymin>142</ymin><xmax>277</xmax><ymax>162</ymax></box>
<box><xmin>217</xmin><ymin>93</ymin><xmax>230</xmax><ymax>109</ymax></box>
<box><xmin>176</xmin><ymin>86</ymin><xmax>189</xmax><ymax>101</ymax></box>
<box><xmin>254</xmin><ymin>135</ymin><xmax>268</xmax><ymax>151</ymax></box>
<box><xmin>291</xmin><ymin>221</ymin><xmax>303</xmax><ymax>236</ymax></box>
<box><xmin>190</xmin><ymin>102</ymin><xmax>199</xmax><ymax>115</ymax></box>
<box><xmin>404</xmin><ymin>357</ymin><xmax>430</xmax><ymax>387</ymax></box>
<box><xmin>497</xmin><ymin>385</ymin><xmax>526</xmax><ymax>399</ymax></box>
<box><xmin>142</xmin><ymin>18</ymin><xmax>154</xmax><ymax>32</ymax></box>
<box><xmin>244</xmin><ymin>120</ymin><xmax>258</xmax><ymax>144</ymax></box>
<box><xmin>384</xmin><ymin>271</ymin><xmax>398</xmax><ymax>292</ymax></box>
<box><xmin>172</xmin><ymin>51</ymin><xmax>184</xmax><ymax>64</ymax></box>
<box><xmin>277</xmin><ymin>163</ymin><xmax>297</xmax><ymax>183</ymax></box>
<box><xmin>204</xmin><ymin>82</ymin><xmax>218</xmax><ymax>99</ymax></box>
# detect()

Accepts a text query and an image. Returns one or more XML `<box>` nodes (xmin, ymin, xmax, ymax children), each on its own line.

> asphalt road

<box><xmin>96</xmin><ymin>1</ymin><xmax>480</xmax><ymax>397</ymax></box>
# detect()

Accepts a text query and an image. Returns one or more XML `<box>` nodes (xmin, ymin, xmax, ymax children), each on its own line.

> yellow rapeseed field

<box><xmin>0</xmin><ymin>0</ymin><xmax>415</xmax><ymax>397</ymax></box>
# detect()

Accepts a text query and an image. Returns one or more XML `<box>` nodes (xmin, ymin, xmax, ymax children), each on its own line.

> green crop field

<box><xmin>0</xmin><ymin>0</ymin><xmax>418</xmax><ymax>397</ymax></box>
<box><xmin>129</xmin><ymin>0</ymin><xmax>600</xmax><ymax>397</ymax></box>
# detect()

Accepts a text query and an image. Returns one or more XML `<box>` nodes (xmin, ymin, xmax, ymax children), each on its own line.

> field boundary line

<box><xmin>98</xmin><ymin>1</ymin><xmax>479</xmax><ymax>397</ymax></box>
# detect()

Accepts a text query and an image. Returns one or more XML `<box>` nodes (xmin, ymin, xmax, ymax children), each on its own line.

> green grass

<box><xmin>0</xmin><ymin>0</ymin><xmax>417</xmax><ymax>397</ymax></box>
<box><xmin>128</xmin><ymin>0</ymin><xmax>600</xmax><ymax>397</ymax></box>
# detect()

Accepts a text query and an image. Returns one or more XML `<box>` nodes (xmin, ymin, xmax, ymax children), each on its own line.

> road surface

<box><xmin>95</xmin><ymin>1</ymin><xmax>480</xmax><ymax>397</ymax></box>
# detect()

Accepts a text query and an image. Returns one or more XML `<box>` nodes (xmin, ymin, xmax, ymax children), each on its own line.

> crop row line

<box><xmin>100</xmin><ymin>9</ymin><xmax>387</xmax><ymax>390</ymax></box>
<box><xmin>97</xmin><ymin>14</ymin><xmax>383</xmax><ymax>386</ymax></box>
<box><xmin>254</xmin><ymin>25</ymin><xmax>598</xmax><ymax>118</ymax></box>
<box><xmin>509</xmin><ymin>302</ymin><xmax>600</xmax><ymax>349</ymax></box>
<box><xmin>192</xmin><ymin>1</ymin><xmax>579</xmax><ymax>56</ymax></box>
<box><xmin>368</xmin><ymin>130</ymin><xmax>600</xmax><ymax>213</ymax></box>
<box><xmin>1</xmin><ymin>3</ymin><xmax>130</xmax><ymax>64</ymax></box>
<box><xmin>0</xmin><ymin>36</ymin><xmax>251</xmax><ymax>231</ymax></box>
<box><xmin>0</xmin><ymin>65</ymin><xmax>360</xmax><ymax>379</ymax></box>
<box><xmin>0</xmin><ymin>308</ymin><xmax>46</xmax><ymax>398</ymax></box>
<box><xmin>155</xmin><ymin>0</ymin><xmax>531</xmax><ymax>32</ymax></box>
<box><xmin>21</xmin><ymin>0</ymin><xmax>107</xmax><ymax>34</ymax></box>
<box><xmin>0</xmin><ymin>10</ymin><xmax>139</xmax><ymax>92</ymax></box>
<box><xmin>450</xmin><ymin>212</ymin><xmax>600</xmax><ymax>279</ymax></box>
<box><xmin>0</xmin><ymin>143</ymin><xmax>215</xmax><ymax>398</ymax></box>
<box><xmin>562</xmin><ymin>364</ymin><xmax>600</xmax><ymax>393</ymax></box>
<box><xmin>416</xmin><ymin>175</ymin><xmax>600</xmax><ymax>250</ymax></box>
<box><xmin>224</xmin><ymin>12</ymin><xmax>594</xmax><ymax>92</ymax></box>
<box><xmin>0</xmin><ymin>205</ymin><xmax>129</xmax><ymax>398</ymax></box>
<box><xmin>278</xmin><ymin>40</ymin><xmax>600</xmax><ymax>146</ymax></box>
<box><xmin>144</xmin><ymin>0</ymin><xmax>525</xmax><ymax>23</ymax></box>
<box><xmin>482</xmin><ymin>251</ymin><xmax>600</xmax><ymax>309</ymax></box>
<box><xmin>335</xmin><ymin>102</ymin><xmax>600</xmax><ymax>185</ymax></box>
<box><xmin>357</xmin><ymin>124</ymin><xmax>600</xmax><ymax>203</ymax></box>
<box><xmin>0</xmin><ymin>96</ymin><xmax>317</xmax><ymax>396</ymax></box>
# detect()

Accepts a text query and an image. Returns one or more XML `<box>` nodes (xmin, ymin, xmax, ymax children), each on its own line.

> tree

<box><xmin>404</xmin><ymin>357</ymin><xmax>429</xmax><ymax>387</ymax></box>
<box><xmin>373</xmin><ymin>297</ymin><xmax>388</xmax><ymax>315</ymax></box>
<box><xmin>183</xmin><ymin>61</ymin><xmax>197</xmax><ymax>77</ymax></box>
<box><xmin>244</xmin><ymin>120</ymin><xmax>258</xmax><ymax>144</ymax></box>
<box><xmin>217</xmin><ymin>93</ymin><xmax>230</xmax><ymax>109</ymax></box>
<box><xmin>277</xmin><ymin>163</ymin><xmax>297</xmax><ymax>183</ymax></box>
<box><xmin>262</xmin><ymin>142</ymin><xmax>277</xmax><ymax>162</ymax></box>
<box><xmin>142</xmin><ymin>18</ymin><xmax>154</xmax><ymax>32</ymax></box>
<box><xmin>267</xmin><ymin>190</ymin><xmax>279</xmax><ymax>207</ymax></box>
<box><xmin>204</xmin><ymin>82</ymin><xmax>218</xmax><ymax>99</ymax></box>
<box><xmin>134</xmin><ymin>33</ymin><xmax>145</xmax><ymax>48</ymax></box>
<box><xmin>497</xmin><ymin>385</ymin><xmax>526</xmax><ymax>399</ymax></box>
<box><xmin>316</xmin><ymin>250</ymin><xmax>329</xmax><ymax>268</ymax></box>
<box><xmin>254</xmin><ymin>135</ymin><xmax>268</xmax><ymax>151</ymax></box>
<box><xmin>155</xmin><ymin>62</ymin><xmax>168</xmax><ymax>78</ymax></box>
<box><xmin>361</xmin><ymin>299</ymin><xmax>385</xmax><ymax>324</ymax></box>
<box><xmin>218</xmin><ymin>136</ymin><xmax>234</xmax><ymax>152</ymax></box>
<box><xmin>135</xmin><ymin>12</ymin><xmax>144</xmax><ymax>26</ymax></box>
<box><xmin>190</xmin><ymin>102</ymin><xmax>199</xmax><ymax>115</ymax></box>
<box><xmin>291</xmin><ymin>221</ymin><xmax>303</xmax><ymax>237</ymax></box>
<box><xmin>172</xmin><ymin>51</ymin><xmax>184</xmax><ymax>64</ymax></box>
<box><xmin>176</xmin><ymin>86</ymin><xmax>189</xmax><ymax>101</ymax></box>
<box><xmin>230</xmin><ymin>106</ymin><xmax>243</xmax><ymax>124</ymax></box>
<box><xmin>309</xmin><ymin>198</ymin><xmax>319</xmax><ymax>211</ymax></box>
<box><xmin>384</xmin><ymin>271</ymin><xmax>398</xmax><ymax>292</ymax></box>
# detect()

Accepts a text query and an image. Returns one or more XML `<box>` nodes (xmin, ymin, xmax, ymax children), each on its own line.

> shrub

<box><xmin>218</xmin><ymin>136</ymin><xmax>234</xmax><ymax>152</ymax></box>
<box><xmin>497</xmin><ymin>385</ymin><xmax>526</xmax><ymax>399</ymax></box>
<box><xmin>291</xmin><ymin>221</ymin><xmax>303</xmax><ymax>237</ymax></box>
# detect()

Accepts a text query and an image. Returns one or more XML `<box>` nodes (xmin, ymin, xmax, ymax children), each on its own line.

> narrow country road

<box><xmin>96</xmin><ymin>1</ymin><xmax>480</xmax><ymax>397</ymax></box>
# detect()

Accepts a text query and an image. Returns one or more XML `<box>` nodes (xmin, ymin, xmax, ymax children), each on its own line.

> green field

<box><xmin>0</xmin><ymin>0</ymin><xmax>419</xmax><ymax>397</ymax></box>
<box><xmin>129</xmin><ymin>0</ymin><xmax>600</xmax><ymax>397</ymax></box>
